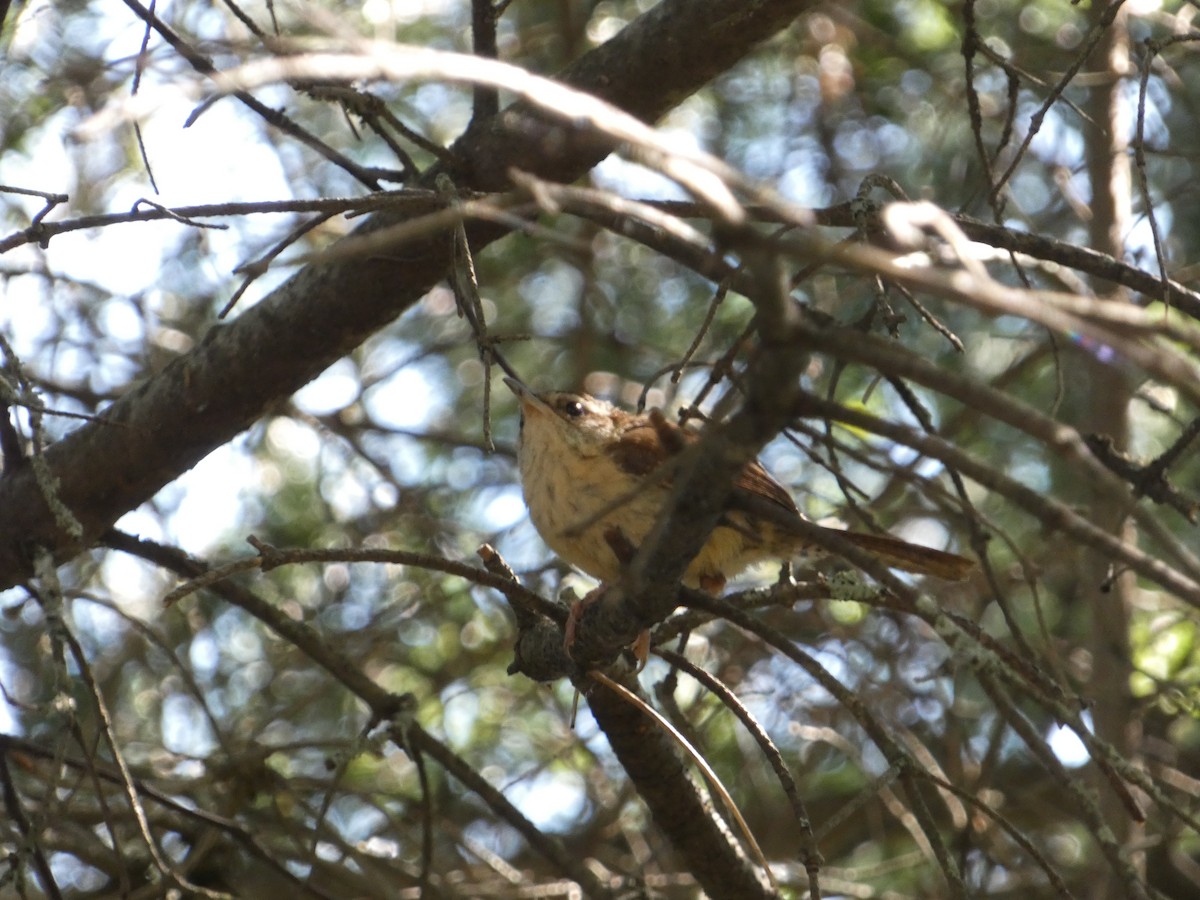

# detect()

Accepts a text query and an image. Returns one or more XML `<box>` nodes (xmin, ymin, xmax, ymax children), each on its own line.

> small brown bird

<box><xmin>505</xmin><ymin>378</ymin><xmax>973</xmax><ymax>592</ymax></box>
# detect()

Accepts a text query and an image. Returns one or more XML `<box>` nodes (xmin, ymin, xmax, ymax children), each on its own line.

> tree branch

<box><xmin>586</xmin><ymin>673</ymin><xmax>777</xmax><ymax>899</ymax></box>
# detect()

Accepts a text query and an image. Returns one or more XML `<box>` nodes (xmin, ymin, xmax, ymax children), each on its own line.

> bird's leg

<box><xmin>561</xmin><ymin>526</ymin><xmax>654</xmax><ymax>670</ymax></box>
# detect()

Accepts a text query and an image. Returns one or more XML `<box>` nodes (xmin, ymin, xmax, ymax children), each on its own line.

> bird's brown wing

<box><xmin>608</xmin><ymin>410</ymin><xmax>799</xmax><ymax>516</ymax></box>
<box><xmin>734</xmin><ymin>459</ymin><xmax>799</xmax><ymax>516</ymax></box>
<box><xmin>605</xmin><ymin>407</ymin><xmax>697</xmax><ymax>476</ymax></box>
<box><xmin>608</xmin><ymin>409</ymin><xmax>974</xmax><ymax>581</ymax></box>
<box><xmin>605</xmin><ymin>419</ymin><xmax>671</xmax><ymax>476</ymax></box>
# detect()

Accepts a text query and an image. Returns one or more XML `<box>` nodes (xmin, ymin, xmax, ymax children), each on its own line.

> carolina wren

<box><xmin>505</xmin><ymin>377</ymin><xmax>974</xmax><ymax>592</ymax></box>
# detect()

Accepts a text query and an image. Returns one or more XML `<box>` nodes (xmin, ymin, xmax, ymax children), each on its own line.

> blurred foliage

<box><xmin>2</xmin><ymin>0</ymin><xmax>1200</xmax><ymax>897</ymax></box>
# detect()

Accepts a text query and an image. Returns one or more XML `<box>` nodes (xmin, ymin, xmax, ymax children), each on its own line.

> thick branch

<box><xmin>0</xmin><ymin>0</ymin><xmax>811</xmax><ymax>590</ymax></box>
<box><xmin>586</xmin><ymin>676</ymin><xmax>777</xmax><ymax>899</ymax></box>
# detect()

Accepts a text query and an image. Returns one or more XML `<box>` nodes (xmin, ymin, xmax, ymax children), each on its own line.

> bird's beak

<box><xmin>502</xmin><ymin>376</ymin><xmax>549</xmax><ymax>418</ymax></box>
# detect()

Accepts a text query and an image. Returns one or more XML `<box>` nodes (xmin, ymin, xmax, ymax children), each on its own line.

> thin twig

<box><xmin>0</xmin><ymin>751</ymin><xmax>64</xmax><ymax>900</ymax></box>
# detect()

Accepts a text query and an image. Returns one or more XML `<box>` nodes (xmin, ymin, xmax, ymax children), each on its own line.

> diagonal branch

<box><xmin>586</xmin><ymin>673</ymin><xmax>778</xmax><ymax>899</ymax></box>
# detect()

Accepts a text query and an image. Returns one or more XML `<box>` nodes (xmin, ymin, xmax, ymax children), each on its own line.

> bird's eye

<box><xmin>563</xmin><ymin>399</ymin><xmax>585</xmax><ymax>418</ymax></box>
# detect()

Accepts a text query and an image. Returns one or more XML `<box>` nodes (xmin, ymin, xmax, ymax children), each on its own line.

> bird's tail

<box><xmin>828</xmin><ymin>528</ymin><xmax>975</xmax><ymax>581</ymax></box>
